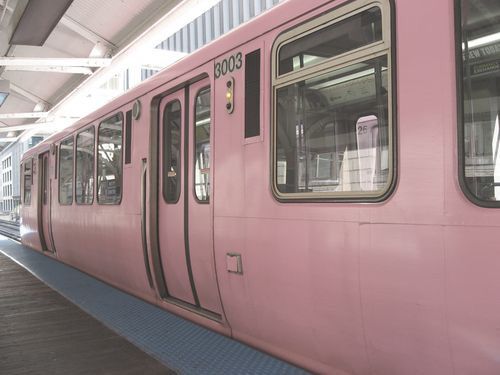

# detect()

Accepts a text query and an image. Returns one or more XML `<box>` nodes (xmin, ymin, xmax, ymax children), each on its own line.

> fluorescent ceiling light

<box><xmin>310</xmin><ymin>68</ymin><xmax>379</xmax><ymax>90</ymax></box>
<box><xmin>465</xmin><ymin>31</ymin><xmax>500</xmax><ymax>49</ymax></box>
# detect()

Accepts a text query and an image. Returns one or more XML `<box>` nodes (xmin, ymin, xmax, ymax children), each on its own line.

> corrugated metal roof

<box><xmin>65</xmin><ymin>0</ymin><xmax>177</xmax><ymax>45</ymax></box>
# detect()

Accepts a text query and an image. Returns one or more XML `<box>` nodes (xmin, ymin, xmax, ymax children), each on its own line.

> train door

<box><xmin>156</xmin><ymin>77</ymin><xmax>223</xmax><ymax>318</ymax></box>
<box><xmin>39</xmin><ymin>151</ymin><xmax>54</xmax><ymax>252</ymax></box>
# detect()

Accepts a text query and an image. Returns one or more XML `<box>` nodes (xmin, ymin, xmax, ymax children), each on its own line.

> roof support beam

<box><xmin>0</xmin><ymin>112</ymin><xmax>48</xmax><ymax>119</ymax></box>
<box><xmin>0</xmin><ymin>122</ymin><xmax>50</xmax><ymax>131</ymax></box>
<box><xmin>0</xmin><ymin>57</ymin><xmax>111</xmax><ymax>67</ymax></box>
<box><xmin>5</xmin><ymin>66</ymin><xmax>93</xmax><ymax>74</ymax></box>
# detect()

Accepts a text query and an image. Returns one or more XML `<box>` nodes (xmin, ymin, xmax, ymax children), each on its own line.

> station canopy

<box><xmin>0</xmin><ymin>0</ymin><xmax>228</xmax><ymax>151</ymax></box>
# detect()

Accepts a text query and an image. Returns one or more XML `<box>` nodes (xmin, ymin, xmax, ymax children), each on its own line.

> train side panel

<box><xmin>213</xmin><ymin>2</ymin><xmax>371</xmax><ymax>373</ymax></box>
<box><xmin>48</xmin><ymin>101</ymin><xmax>155</xmax><ymax>302</ymax></box>
<box><xmin>213</xmin><ymin>0</ymin><xmax>500</xmax><ymax>373</ymax></box>
<box><xmin>358</xmin><ymin>1</ymin><xmax>454</xmax><ymax>374</ymax></box>
<box><xmin>17</xmin><ymin>0</ymin><xmax>500</xmax><ymax>373</ymax></box>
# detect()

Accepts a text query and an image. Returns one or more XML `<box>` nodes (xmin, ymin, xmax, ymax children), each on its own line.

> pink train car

<box><xmin>19</xmin><ymin>0</ymin><xmax>500</xmax><ymax>373</ymax></box>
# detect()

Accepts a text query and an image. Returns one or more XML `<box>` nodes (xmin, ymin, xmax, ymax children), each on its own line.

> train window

<box><xmin>75</xmin><ymin>127</ymin><xmax>95</xmax><ymax>205</ymax></box>
<box><xmin>22</xmin><ymin>159</ymin><xmax>33</xmax><ymax>205</ymax></box>
<box><xmin>272</xmin><ymin>1</ymin><xmax>393</xmax><ymax>201</ymax></box>
<box><xmin>458</xmin><ymin>0</ymin><xmax>500</xmax><ymax>205</ymax></box>
<box><xmin>98</xmin><ymin>113</ymin><xmax>123</xmax><ymax>204</ymax></box>
<box><xmin>59</xmin><ymin>136</ymin><xmax>74</xmax><ymax>205</ymax></box>
<box><xmin>278</xmin><ymin>7</ymin><xmax>382</xmax><ymax>76</ymax></box>
<box><xmin>163</xmin><ymin>100</ymin><xmax>182</xmax><ymax>203</ymax></box>
<box><xmin>245</xmin><ymin>50</ymin><xmax>261</xmax><ymax>138</ymax></box>
<box><xmin>194</xmin><ymin>87</ymin><xmax>211</xmax><ymax>202</ymax></box>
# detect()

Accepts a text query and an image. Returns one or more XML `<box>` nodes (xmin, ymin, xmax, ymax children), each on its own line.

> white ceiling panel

<box><xmin>65</xmin><ymin>0</ymin><xmax>177</xmax><ymax>45</ymax></box>
<box><xmin>43</xmin><ymin>24</ymin><xmax>96</xmax><ymax>58</ymax></box>
<box><xmin>2</xmin><ymin>69</ymin><xmax>72</xmax><ymax>105</ymax></box>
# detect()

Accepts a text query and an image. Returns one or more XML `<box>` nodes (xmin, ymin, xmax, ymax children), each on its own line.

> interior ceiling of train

<box><xmin>0</xmin><ymin>0</ymin><xmax>222</xmax><ymax>152</ymax></box>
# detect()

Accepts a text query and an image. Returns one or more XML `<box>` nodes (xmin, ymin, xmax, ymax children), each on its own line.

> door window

<box><xmin>194</xmin><ymin>88</ymin><xmax>211</xmax><ymax>202</ymax></box>
<box><xmin>163</xmin><ymin>100</ymin><xmax>182</xmax><ymax>203</ymax></box>
<box><xmin>98</xmin><ymin>113</ymin><xmax>123</xmax><ymax>204</ymax></box>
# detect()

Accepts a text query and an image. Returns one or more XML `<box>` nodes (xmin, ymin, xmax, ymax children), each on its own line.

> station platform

<box><xmin>0</xmin><ymin>237</ymin><xmax>307</xmax><ymax>375</ymax></box>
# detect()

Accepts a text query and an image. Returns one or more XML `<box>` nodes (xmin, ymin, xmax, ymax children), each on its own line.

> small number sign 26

<box><xmin>215</xmin><ymin>52</ymin><xmax>242</xmax><ymax>78</ymax></box>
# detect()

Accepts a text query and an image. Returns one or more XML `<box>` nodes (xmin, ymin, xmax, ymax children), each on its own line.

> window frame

<box><xmin>193</xmin><ymin>85</ymin><xmax>211</xmax><ymax>204</ymax></box>
<box><xmin>75</xmin><ymin>125</ymin><xmax>95</xmax><ymax>205</ymax></box>
<box><xmin>271</xmin><ymin>0</ymin><xmax>396</xmax><ymax>202</ymax></box>
<box><xmin>97</xmin><ymin>112</ymin><xmax>124</xmax><ymax>205</ymax></box>
<box><xmin>454</xmin><ymin>0</ymin><xmax>500</xmax><ymax>208</ymax></box>
<box><xmin>58</xmin><ymin>135</ymin><xmax>74</xmax><ymax>205</ymax></box>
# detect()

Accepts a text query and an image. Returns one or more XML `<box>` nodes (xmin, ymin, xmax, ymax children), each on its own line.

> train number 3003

<box><xmin>215</xmin><ymin>52</ymin><xmax>242</xmax><ymax>78</ymax></box>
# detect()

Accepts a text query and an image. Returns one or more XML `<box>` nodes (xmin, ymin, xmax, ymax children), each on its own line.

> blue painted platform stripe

<box><xmin>0</xmin><ymin>238</ymin><xmax>309</xmax><ymax>375</ymax></box>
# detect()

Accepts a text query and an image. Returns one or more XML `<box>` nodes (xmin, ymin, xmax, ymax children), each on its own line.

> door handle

<box><xmin>141</xmin><ymin>158</ymin><xmax>154</xmax><ymax>289</ymax></box>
